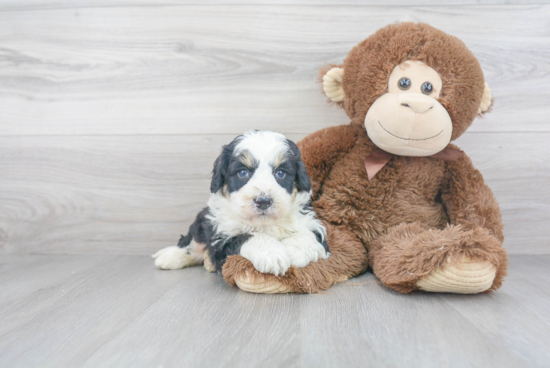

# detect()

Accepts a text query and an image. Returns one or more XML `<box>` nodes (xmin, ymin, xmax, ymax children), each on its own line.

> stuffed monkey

<box><xmin>222</xmin><ymin>23</ymin><xmax>508</xmax><ymax>294</ymax></box>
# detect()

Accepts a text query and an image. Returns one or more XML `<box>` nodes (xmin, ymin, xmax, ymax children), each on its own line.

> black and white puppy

<box><xmin>152</xmin><ymin>130</ymin><xmax>329</xmax><ymax>276</ymax></box>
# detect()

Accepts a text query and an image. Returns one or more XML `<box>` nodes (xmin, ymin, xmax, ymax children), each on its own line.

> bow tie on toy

<box><xmin>364</xmin><ymin>146</ymin><xmax>463</xmax><ymax>180</ymax></box>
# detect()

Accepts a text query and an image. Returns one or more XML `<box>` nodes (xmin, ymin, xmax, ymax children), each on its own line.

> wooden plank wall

<box><xmin>0</xmin><ymin>2</ymin><xmax>549</xmax><ymax>255</ymax></box>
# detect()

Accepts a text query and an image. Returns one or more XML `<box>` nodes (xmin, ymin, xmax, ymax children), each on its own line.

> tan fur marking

<box><xmin>273</xmin><ymin>152</ymin><xmax>287</xmax><ymax>168</ymax></box>
<box><xmin>203</xmin><ymin>250</ymin><xmax>216</xmax><ymax>273</ymax></box>
<box><xmin>237</xmin><ymin>150</ymin><xmax>255</xmax><ymax>168</ymax></box>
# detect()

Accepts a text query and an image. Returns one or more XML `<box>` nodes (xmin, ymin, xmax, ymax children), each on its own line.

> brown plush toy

<box><xmin>222</xmin><ymin>22</ymin><xmax>508</xmax><ymax>294</ymax></box>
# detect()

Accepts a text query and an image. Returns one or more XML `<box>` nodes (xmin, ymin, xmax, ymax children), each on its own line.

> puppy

<box><xmin>152</xmin><ymin>130</ymin><xmax>329</xmax><ymax>276</ymax></box>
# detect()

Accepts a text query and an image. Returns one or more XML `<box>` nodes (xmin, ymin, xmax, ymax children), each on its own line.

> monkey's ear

<box><xmin>321</xmin><ymin>67</ymin><xmax>345</xmax><ymax>103</ymax></box>
<box><xmin>477</xmin><ymin>82</ymin><xmax>492</xmax><ymax>115</ymax></box>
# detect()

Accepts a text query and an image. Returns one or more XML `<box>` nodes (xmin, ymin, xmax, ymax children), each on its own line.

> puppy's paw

<box><xmin>252</xmin><ymin>248</ymin><xmax>291</xmax><ymax>276</ymax></box>
<box><xmin>282</xmin><ymin>231</ymin><xmax>330</xmax><ymax>268</ymax></box>
<box><xmin>283</xmin><ymin>243</ymin><xmax>313</xmax><ymax>268</ymax></box>
<box><xmin>318</xmin><ymin>244</ymin><xmax>331</xmax><ymax>261</ymax></box>
<box><xmin>152</xmin><ymin>246</ymin><xmax>196</xmax><ymax>270</ymax></box>
<box><xmin>240</xmin><ymin>235</ymin><xmax>291</xmax><ymax>276</ymax></box>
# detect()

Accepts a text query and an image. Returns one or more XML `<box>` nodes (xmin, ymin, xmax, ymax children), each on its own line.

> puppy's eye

<box><xmin>275</xmin><ymin>170</ymin><xmax>286</xmax><ymax>179</ymax></box>
<box><xmin>421</xmin><ymin>82</ymin><xmax>433</xmax><ymax>95</ymax></box>
<box><xmin>398</xmin><ymin>77</ymin><xmax>411</xmax><ymax>90</ymax></box>
<box><xmin>237</xmin><ymin>169</ymin><xmax>249</xmax><ymax>178</ymax></box>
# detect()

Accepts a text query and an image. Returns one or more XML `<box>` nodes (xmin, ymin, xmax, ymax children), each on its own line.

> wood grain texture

<box><xmin>0</xmin><ymin>254</ymin><xmax>300</xmax><ymax>368</ymax></box>
<box><xmin>0</xmin><ymin>255</ymin><xmax>210</xmax><ymax>368</ymax></box>
<box><xmin>2</xmin><ymin>0</ymin><xmax>550</xmax><ymax>11</ymax></box>
<box><xmin>1</xmin><ymin>132</ymin><xmax>548</xmax><ymax>255</ymax></box>
<box><xmin>0</xmin><ymin>254</ymin><xmax>548</xmax><ymax>367</ymax></box>
<box><xmin>0</xmin><ymin>5</ymin><xmax>549</xmax><ymax>135</ymax></box>
<box><xmin>300</xmin><ymin>254</ymin><xmax>550</xmax><ymax>367</ymax></box>
<box><xmin>454</xmin><ymin>132</ymin><xmax>550</xmax><ymax>254</ymax></box>
<box><xmin>0</xmin><ymin>3</ymin><xmax>548</xmax><ymax>256</ymax></box>
<box><xmin>82</xmin><ymin>270</ymin><xmax>301</xmax><ymax>368</ymax></box>
<box><xmin>440</xmin><ymin>255</ymin><xmax>550</xmax><ymax>367</ymax></box>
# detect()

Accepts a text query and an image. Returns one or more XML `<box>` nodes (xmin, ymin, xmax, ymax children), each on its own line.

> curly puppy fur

<box><xmin>222</xmin><ymin>23</ymin><xmax>508</xmax><ymax>294</ymax></box>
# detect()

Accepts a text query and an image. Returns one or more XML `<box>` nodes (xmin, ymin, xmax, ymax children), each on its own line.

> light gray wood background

<box><xmin>1</xmin><ymin>2</ymin><xmax>549</xmax><ymax>255</ymax></box>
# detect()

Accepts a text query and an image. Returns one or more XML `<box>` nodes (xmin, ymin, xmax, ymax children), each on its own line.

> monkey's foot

<box><xmin>233</xmin><ymin>271</ymin><xmax>294</xmax><ymax>294</ymax></box>
<box><xmin>416</xmin><ymin>256</ymin><xmax>496</xmax><ymax>294</ymax></box>
<box><xmin>223</xmin><ymin>255</ymin><xmax>300</xmax><ymax>293</ymax></box>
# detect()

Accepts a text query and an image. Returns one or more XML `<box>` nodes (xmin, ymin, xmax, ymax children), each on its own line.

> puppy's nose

<box><xmin>399</xmin><ymin>93</ymin><xmax>435</xmax><ymax>114</ymax></box>
<box><xmin>254</xmin><ymin>196</ymin><xmax>272</xmax><ymax>210</ymax></box>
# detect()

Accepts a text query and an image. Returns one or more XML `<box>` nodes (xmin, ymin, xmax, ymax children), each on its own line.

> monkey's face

<box><xmin>364</xmin><ymin>60</ymin><xmax>452</xmax><ymax>157</ymax></box>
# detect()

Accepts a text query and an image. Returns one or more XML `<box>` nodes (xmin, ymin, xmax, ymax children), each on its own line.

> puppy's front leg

<box><xmin>239</xmin><ymin>233</ymin><xmax>290</xmax><ymax>276</ymax></box>
<box><xmin>282</xmin><ymin>230</ymin><xmax>330</xmax><ymax>268</ymax></box>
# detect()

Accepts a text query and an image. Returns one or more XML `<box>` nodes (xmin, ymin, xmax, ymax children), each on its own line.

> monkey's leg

<box><xmin>369</xmin><ymin>222</ymin><xmax>508</xmax><ymax>294</ymax></box>
<box><xmin>221</xmin><ymin>222</ymin><xmax>368</xmax><ymax>294</ymax></box>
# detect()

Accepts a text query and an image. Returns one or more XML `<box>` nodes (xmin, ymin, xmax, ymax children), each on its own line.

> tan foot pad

<box><xmin>234</xmin><ymin>272</ymin><xmax>294</xmax><ymax>294</ymax></box>
<box><xmin>203</xmin><ymin>250</ymin><xmax>216</xmax><ymax>273</ymax></box>
<box><xmin>417</xmin><ymin>256</ymin><xmax>497</xmax><ymax>294</ymax></box>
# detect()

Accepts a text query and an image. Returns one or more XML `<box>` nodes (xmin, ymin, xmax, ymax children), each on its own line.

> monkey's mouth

<box><xmin>378</xmin><ymin>121</ymin><xmax>443</xmax><ymax>141</ymax></box>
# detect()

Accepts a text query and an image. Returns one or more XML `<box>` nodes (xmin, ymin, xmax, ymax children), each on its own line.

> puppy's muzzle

<box><xmin>254</xmin><ymin>196</ymin><xmax>273</xmax><ymax>210</ymax></box>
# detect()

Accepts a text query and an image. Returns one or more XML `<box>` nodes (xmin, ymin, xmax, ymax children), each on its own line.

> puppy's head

<box><xmin>211</xmin><ymin>130</ymin><xmax>311</xmax><ymax>222</ymax></box>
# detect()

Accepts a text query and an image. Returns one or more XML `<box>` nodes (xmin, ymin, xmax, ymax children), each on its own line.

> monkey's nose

<box><xmin>399</xmin><ymin>93</ymin><xmax>435</xmax><ymax>114</ymax></box>
<box><xmin>254</xmin><ymin>196</ymin><xmax>273</xmax><ymax>210</ymax></box>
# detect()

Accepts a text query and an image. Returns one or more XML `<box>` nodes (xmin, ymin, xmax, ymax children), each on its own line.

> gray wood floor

<box><xmin>0</xmin><ymin>254</ymin><xmax>548</xmax><ymax>368</ymax></box>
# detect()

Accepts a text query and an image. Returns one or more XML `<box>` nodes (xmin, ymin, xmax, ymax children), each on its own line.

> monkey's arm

<box><xmin>296</xmin><ymin>124</ymin><xmax>358</xmax><ymax>200</ymax></box>
<box><xmin>441</xmin><ymin>151</ymin><xmax>504</xmax><ymax>242</ymax></box>
<box><xmin>435</xmin><ymin>150</ymin><xmax>508</xmax><ymax>291</ymax></box>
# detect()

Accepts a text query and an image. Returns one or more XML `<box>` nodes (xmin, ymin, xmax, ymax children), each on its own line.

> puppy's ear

<box><xmin>211</xmin><ymin>138</ymin><xmax>239</xmax><ymax>193</ymax></box>
<box><xmin>295</xmin><ymin>160</ymin><xmax>312</xmax><ymax>192</ymax></box>
<box><xmin>210</xmin><ymin>155</ymin><xmax>227</xmax><ymax>194</ymax></box>
<box><xmin>286</xmin><ymin>139</ymin><xmax>312</xmax><ymax>193</ymax></box>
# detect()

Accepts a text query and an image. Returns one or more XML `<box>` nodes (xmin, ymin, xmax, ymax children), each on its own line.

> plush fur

<box><xmin>153</xmin><ymin>130</ymin><xmax>329</xmax><ymax>275</ymax></box>
<box><xmin>222</xmin><ymin>23</ymin><xmax>508</xmax><ymax>294</ymax></box>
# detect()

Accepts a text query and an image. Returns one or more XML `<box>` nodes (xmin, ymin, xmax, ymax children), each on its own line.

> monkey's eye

<box><xmin>398</xmin><ymin>77</ymin><xmax>411</xmax><ymax>90</ymax></box>
<box><xmin>421</xmin><ymin>82</ymin><xmax>433</xmax><ymax>95</ymax></box>
<box><xmin>275</xmin><ymin>170</ymin><xmax>286</xmax><ymax>179</ymax></box>
<box><xmin>237</xmin><ymin>169</ymin><xmax>249</xmax><ymax>178</ymax></box>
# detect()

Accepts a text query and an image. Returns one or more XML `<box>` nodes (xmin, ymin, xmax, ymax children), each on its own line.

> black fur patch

<box><xmin>225</xmin><ymin>155</ymin><xmax>258</xmax><ymax>194</ymax></box>
<box><xmin>177</xmin><ymin>207</ymin><xmax>213</xmax><ymax>248</ymax></box>
<box><xmin>210</xmin><ymin>135</ymin><xmax>263</xmax><ymax>194</ymax></box>
<box><xmin>313</xmin><ymin>229</ymin><xmax>330</xmax><ymax>254</ymax></box>
<box><xmin>286</xmin><ymin>139</ymin><xmax>312</xmax><ymax>193</ymax></box>
<box><xmin>273</xmin><ymin>158</ymin><xmax>297</xmax><ymax>194</ymax></box>
<box><xmin>175</xmin><ymin>206</ymin><xmax>251</xmax><ymax>274</ymax></box>
<box><xmin>206</xmin><ymin>233</ymin><xmax>252</xmax><ymax>274</ymax></box>
<box><xmin>211</xmin><ymin>136</ymin><xmax>243</xmax><ymax>194</ymax></box>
